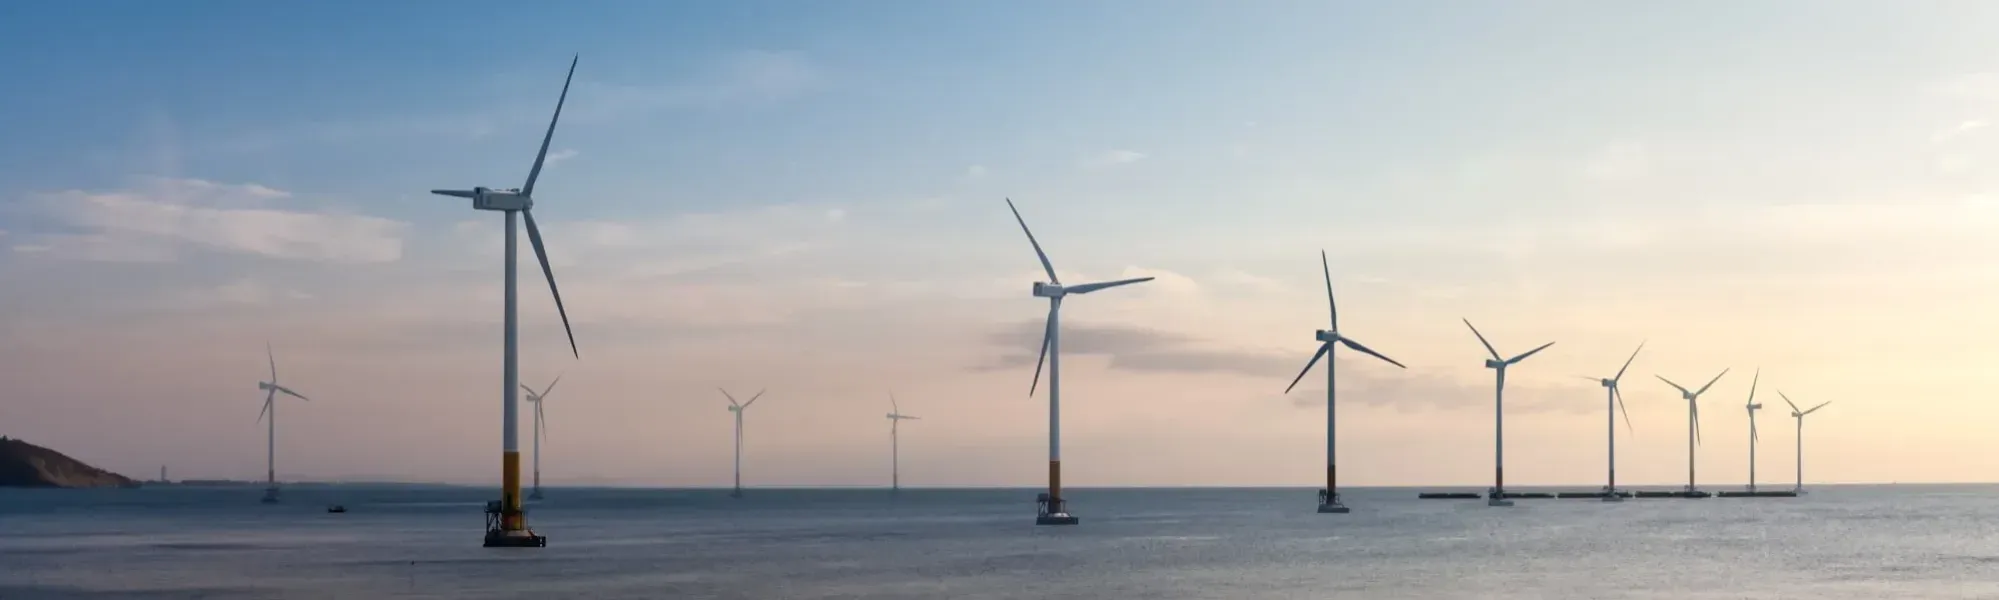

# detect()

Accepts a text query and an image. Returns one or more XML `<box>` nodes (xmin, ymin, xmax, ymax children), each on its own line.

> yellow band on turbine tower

<box><xmin>502</xmin><ymin>451</ymin><xmax>522</xmax><ymax>530</ymax></box>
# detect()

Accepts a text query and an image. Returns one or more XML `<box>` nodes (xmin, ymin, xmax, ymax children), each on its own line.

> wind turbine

<box><xmin>1780</xmin><ymin>391</ymin><xmax>1830</xmax><ymax>494</ymax></box>
<box><xmin>1463</xmin><ymin>320</ymin><xmax>1554</xmax><ymax>507</ymax></box>
<box><xmin>721</xmin><ymin>388</ymin><xmax>764</xmax><ymax>498</ymax></box>
<box><xmin>886</xmin><ymin>393</ymin><xmax>919</xmax><ymax>492</ymax></box>
<box><xmin>1283</xmin><ymin>250</ymin><xmax>1405</xmax><ymax>514</ymax></box>
<box><xmin>255</xmin><ymin>343</ymin><xmax>310</xmax><ymax>504</ymax></box>
<box><xmin>1744</xmin><ymin>369</ymin><xmax>1762</xmax><ymax>493</ymax></box>
<box><xmin>1586</xmin><ymin>342</ymin><xmax>1642</xmax><ymax>501</ymax></box>
<box><xmin>1006</xmin><ymin>198</ymin><xmax>1153</xmax><ymax>526</ymax></box>
<box><xmin>1656</xmin><ymin>369</ymin><xmax>1728</xmax><ymax>495</ymax></box>
<box><xmin>428</xmin><ymin>55</ymin><xmax>581</xmax><ymax>548</ymax></box>
<box><xmin>522</xmin><ymin>375</ymin><xmax>561</xmax><ymax>501</ymax></box>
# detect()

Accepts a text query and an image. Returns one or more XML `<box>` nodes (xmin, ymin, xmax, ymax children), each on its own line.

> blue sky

<box><xmin>6</xmin><ymin>1</ymin><xmax>1999</xmax><ymax>487</ymax></box>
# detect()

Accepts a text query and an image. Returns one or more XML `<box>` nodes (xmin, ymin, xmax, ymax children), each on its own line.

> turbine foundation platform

<box><xmin>482</xmin><ymin>500</ymin><xmax>546</xmax><ymax>548</ymax></box>
<box><xmin>260</xmin><ymin>487</ymin><xmax>280</xmax><ymax>504</ymax></box>
<box><xmin>1316</xmin><ymin>489</ymin><xmax>1349</xmax><ymax>513</ymax></box>
<box><xmin>1495</xmin><ymin>492</ymin><xmax>1554</xmax><ymax>499</ymax></box>
<box><xmin>1716</xmin><ymin>490</ymin><xmax>1798</xmax><ymax>498</ymax></box>
<box><xmin>1634</xmin><ymin>490</ymin><xmax>1711</xmax><ymax>498</ymax></box>
<box><xmin>529</xmin><ymin>490</ymin><xmax>543</xmax><ymax>501</ymax></box>
<box><xmin>1555</xmin><ymin>491</ymin><xmax>1631</xmax><ymax>499</ymax></box>
<box><xmin>1417</xmin><ymin>492</ymin><xmax>1481</xmax><ymax>500</ymax></box>
<box><xmin>1486</xmin><ymin>497</ymin><xmax>1515</xmax><ymax>507</ymax></box>
<box><xmin>1035</xmin><ymin>493</ymin><xmax>1079</xmax><ymax>526</ymax></box>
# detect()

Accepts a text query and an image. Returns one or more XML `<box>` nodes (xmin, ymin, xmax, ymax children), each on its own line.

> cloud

<box><xmin>966</xmin><ymin>165</ymin><xmax>988</xmax><ymax>178</ymax></box>
<box><xmin>545</xmin><ymin>148</ymin><xmax>579</xmax><ymax>163</ymax></box>
<box><xmin>1080</xmin><ymin>149</ymin><xmax>1148</xmax><ymax>169</ymax></box>
<box><xmin>979</xmin><ymin>320</ymin><xmax>1595</xmax><ymax>415</ymax></box>
<box><xmin>6</xmin><ymin>178</ymin><xmax>406</xmax><ymax>264</ymax></box>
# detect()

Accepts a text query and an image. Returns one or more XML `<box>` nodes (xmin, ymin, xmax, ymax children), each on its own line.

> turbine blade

<box><xmin>1745</xmin><ymin>368</ymin><xmax>1760</xmax><ymax>407</ymax></box>
<box><xmin>1656</xmin><ymin>375</ymin><xmax>1690</xmax><ymax>395</ymax></box>
<box><xmin>1283</xmin><ymin>343</ymin><xmax>1332</xmax><ymax>394</ymax></box>
<box><xmin>521</xmin><ymin>384</ymin><xmax>538</xmax><ymax>398</ymax></box>
<box><xmin>719</xmin><ymin>388</ymin><xmax>739</xmax><ymax>407</ymax></box>
<box><xmin>1462</xmin><ymin>319</ymin><xmax>1500</xmax><ymax>360</ymax></box>
<box><xmin>889</xmin><ymin>392</ymin><xmax>899</xmax><ymax>413</ymax></box>
<box><xmin>1614</xmin><ymin>385</ymin><xmax>1634</xmax><ymax>434</ymax></box>
<box><xmin>902</xmin><ymin>415</ymin><xmax>919</xmax><ymax>420</ymax></box>
<box><xmin>1004</xmin><ymin>198</ymin><xmax>1059</xmax><ymax>284</ymax></box>
<box><xmin>1751</xmin><ymin>419</ymin><xmax>1758</xmax><ymax>443</ymax></box>
<box><xmin>430</xmin><ymin>189</ymin><xmax>477</xmax><ymax>199</ymax></box>
<box><xmin>277</xmin><ymin>386</ymin><xmax>309</xmax><ymax>401</ymax></box>
<box><xmin>522</xmin><ymin>55</ymin><xmax>577</xmax><ymax>197</ymax></box>
<box><xmin>257</xmin><ymin>397</ymin><xmax>271</xmax><ymax>423</ymax></box>
<box><xmin>1339</xmin><ymin>337</ymin><xmax>1406</xmax><ymax>369</ymax></box>
<box><xmin>1029</xmin><ymin>302</ymin><xmax>1055</xmax><ymax>396</ymax></box>
<box><xmin>742</xmin><ymin>389</ymin><xmax>765</xmax><ymax>409</ymax></box>
<box><xmin>1694</xmin><ymin>368</ymin><xmax>1730</xmax><ymax>396</ymax></box>
<box><xmin>537</xmin><ymin>401</ymin><xmax>548</xmax><ymax>443</ymax></box>
<box><xmin>266</xmin><ymin>342</ymin><xmax>277</xmax><ymax>382</ymax></box>
<box><xmin>1805</xmin><ymin>401</ymin><xmax>1830</xmax><ymax>415</ymax></box>
<box><xmin>1694</xmin><ymin>404</ymin><xmax>1702</xmax><ymax>445</ymax></box>
<box><xmin>540</xmin><ymin>375</ymin><xmax>562</xmax><ymax>399</ymax></box>
<box><xmin>523</xmin><ymin>210</ymin><xmax>579</xmax><ymax>359</ymax></box>
<box><xmin>1613</xmin><ymin>341</ymin><xmax>1645</xmax><ymax>382</ymax></box>
<box><xmin>1065</xmin><ymin>277</ymin><xmax>1153</xmax><ymax>295</ymax></box>
<box><xmin>1505</xmin><ymin>341</ymin><xmax>1555</xmax><ymax>365</ymax></box>
<box><xmin>1320</xmin><ymin>249</ymin><xmax>1337</xmax><ymax>329</ymax></box>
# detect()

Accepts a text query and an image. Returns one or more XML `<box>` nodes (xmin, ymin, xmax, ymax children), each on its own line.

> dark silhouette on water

<box><xmin>0</xmin><ymin>437</ymin><xmax>138</xmax><ymax>488</ymax></box>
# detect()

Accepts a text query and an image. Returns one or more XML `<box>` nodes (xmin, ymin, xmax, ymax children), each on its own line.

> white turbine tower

<box><xmin>1780</xmin><ymin>391</ymin><xmax>1830</xmax><ymax>494</ymax></box>
<box><xmin>1283</xmin><ymin>250</ymin><xmax>1405</xmax><ymax>514</ymax></box>
<box><xmin>721</xmin><ymin>388</ymin><xmax>764</xmax><ymax>498</ymax></box>
<box><xmin>1656</xmin><ymin>369</ymin><xmax>1728</xmax><ymax>495</ymax></box>
<box><xmin>522</xmin><ymin>375</ymin><xmax>560</xmax><ymax>501</ymax></box>
<box><xmin>1006</xmin><ymin>198</ymin><xmax>1153</xmax><ymax>526</ymax></box>
<box><xmin>1744</xmin><ymin>369</ymin><xmax>1762</xmax><ymax>493</ymax></box>
<box><xmin>255</xmin><ymin>343</ymin><xmax>310</xmax><ymax>504</ymax></box>
<box><xmin>1463</xmin><ymin>320</ymin><xmax>1554</xmax><ymax>507</ymax></box>
<box><xmin>1587</xmin><ymin>342</ymin><xmax>1642</xmax><ymax>501</ymax></box>
<box><xmin>886</xmin><ymin>393</ymin><xmax>919</xmax><ymax>492</ymax></box>
<box><xmin>427</xmin><ymin>55</ymin><xmax>581</xmax><ymax>548</ymax></box>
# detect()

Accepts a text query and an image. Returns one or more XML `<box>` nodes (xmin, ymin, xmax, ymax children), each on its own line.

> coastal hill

<box><xmin>0</xmin><ymin>436</ymin><xmax>138</xmax><ymax>488</ymax></box>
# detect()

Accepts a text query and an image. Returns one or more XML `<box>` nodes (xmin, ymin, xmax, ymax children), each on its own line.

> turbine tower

<box><xmin>886</xmin><ymin>393</ymin><xmax>919</xmax><ymax>492</ymax></box>
<box><xmin>1006</xmin><ymin>198</ymin><xmax>1153</xmax><ymax>526</ymax></box>
<box><xmin>428</xmin><ymin>55</ymin><xmax>581</xmax><ymax>548</ymax></box>
<box><xmin>255</xmin><ymin>343</ymin><xmax>310</xmax><ymax>504</ymax></box>
<box><xmin>522</xmin><ymin>375</ymin><xmax>561</xmax><ymax>501</ymax></box>
<box><xmin>1744</xmin><ymin>369</ymin><xmax>1762</xmax><ymax>493</ymax></box>
<box><xmin>1283</xmin><ymin>250</ymin><xmax>1405</xmax><ymax>514</ymax></box>
<box><xmin>1656</xmin><ymin>369</ymin><xmax>1728</xmax><ymax>495</ymax></box>
<box><xmin>1463</xmin><ymin>320</ymin><xmax>1554</xmax><ymax>507</ymax></box>
<box><xmin>721</xmin><ymin>388</ymin><xmax>764</xmax><ymax>498</ymax></box>
<box><xmin>1780</xmin><ymin>391</ymin><xmax>1830</xmax><ymax>494</ymax></box>
<box><xmin>1588</xmin><ymin>342</ymin><xmax>1642</xmax><ymax>501</ymax></box>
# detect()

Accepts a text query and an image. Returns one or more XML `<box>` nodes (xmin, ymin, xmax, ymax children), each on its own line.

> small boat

<box><xmin>326</xmin><ymin>505</ymin><xmax>347</xmax><ymax>513</ymax></box>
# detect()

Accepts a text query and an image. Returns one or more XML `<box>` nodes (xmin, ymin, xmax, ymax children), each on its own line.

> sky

<box><xmin>4</xmin><ymin>1</ymin><xmax>1999</xmax><ymax>488</ymax></box>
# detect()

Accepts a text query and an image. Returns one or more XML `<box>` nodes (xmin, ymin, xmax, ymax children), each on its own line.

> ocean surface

<box><xmin>2</xmin><ymin>484</ymin><xmax>1997</xmax><ymax>599</ymax></box>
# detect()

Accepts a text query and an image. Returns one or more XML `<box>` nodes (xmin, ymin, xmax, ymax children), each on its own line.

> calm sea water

<box><xmin>2</xmin><ymin>484</ymin><xmax>1997</xmax><ymax>599</ymax></box>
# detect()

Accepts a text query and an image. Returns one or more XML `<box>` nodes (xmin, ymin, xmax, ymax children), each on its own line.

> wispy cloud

<box><xmin>1080</xmin><ymin>149</ymin><xmax>1147</xmax><ymax>169</ymax></box>
<box><xmin>1931</xmin><ymin>119</ymin><xmax>1989</xmax><ymax>143</ymax></box>
<box><xmin>6</xmin><ymin>178</ymin><xmax>406</xmax><ymax>264</ymax></box>
<box><xmin>545</xmin><ymin>148</ymin><xmax>579</xmax><ymax>164</ymax></box>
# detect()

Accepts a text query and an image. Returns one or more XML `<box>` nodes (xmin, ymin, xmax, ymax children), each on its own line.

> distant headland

<box><xmin>0</xmin><ymin>436</ymin><xmax>139</xmax><ymax>488</ymax></box>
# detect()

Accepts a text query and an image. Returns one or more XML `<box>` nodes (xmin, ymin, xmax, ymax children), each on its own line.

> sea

<box><xmin>2</xmin><ymin>484</ymin><xmax>1996</xmax><ymax>599</ymax></box>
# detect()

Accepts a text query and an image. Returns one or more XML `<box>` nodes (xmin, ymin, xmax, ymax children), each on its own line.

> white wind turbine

<box><xmin>721</xmin><ymin>388</ymin><xmax>764</xmax><ymax>498</ymax></box>
<box><xmin>1780</xmin><ymin>391</ymin><xmax>1830</xmax><ymax>494</ymax></box>
<box><xmin>1463</xmin><ymin>320</ymin><xmax>1554</xmax><ymax>507</ymax></box>
<box><xmin>886</xmin><ymin>393</ymin><xmax>919</xmax><ymax>492</ymax></box>
<box><xmin>1283</xmin><ymin>250</ymin><xmax>1405</xmax><ymax>514</ymax></box>
<box><xmin>1006</xmin><ymin>197</ymin><xmax>1153</xmax><ymax>526</ymax></box>
<box><xmin>1656</xmin><ymin>369</ymin><xmax>1728</xmax><ymax>494</ymax></box>
<box><xmin>1586</xmin><ymin>342</ymin><xmax>1642</xmax><ymax>501</ymax></box>
<box><xmin>255</xmin><ymin>343</ymin><xmax>311</xmax><ymax>504</ymax></box>
<box><xmin>1744</xmin><ymin>369</ymin><xmax>1762</xmax><ymax>493</ymax></box>
<box><xmin>427</xmin><ymin>55</ymin><xmax>581</xmax><ymax>548</ymax></box>
<box><xmin>522</xmin><ymin>375</ymin><xmax>560</xmax><ymax>501</ymax></box>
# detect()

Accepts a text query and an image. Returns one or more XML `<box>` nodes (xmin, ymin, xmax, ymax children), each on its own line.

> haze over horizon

<box><xmin>5</xmin><ymin>1</ymin><xmax>1997</xmax><ymax>489</ymax></box>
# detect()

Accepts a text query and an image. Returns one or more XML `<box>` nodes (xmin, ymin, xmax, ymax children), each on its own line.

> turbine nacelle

<box><xmin>1484</xmin><ymin>358</ymin><xmax>1506</xmax><ymax>369</ymax></box>
<box><xmin>257</xmin><ymin>381</ymin><xmax>275</xmax><ymax>391</ymax></box>
<box><xmin>727</xmin><ymin>405</ymin><xmax>741</xmax><ymax>413</ymax></box>
<box><xmin>474</xmin><ymin>187</ymin><xmax>532</xmax><ymax>211</ymax></box>
<box><xmin>1031</xmin><ymin>281</ymin><xmax>1065</xmax><ymax>298</ymax></box>
<box><xmin>1598</xmin><ymin>378</ymin><xmax>1617</xmax><ymax>388</ymax></box>
<box><xmin>1747</xmin><ymin>403</ymin><xmax>1763</xmax><ymax>410</ymax></box>
<box><xmin>1314</xmin><ymin>329</ymin><xmax>1339</xmax><ymax>343</ymax></box>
